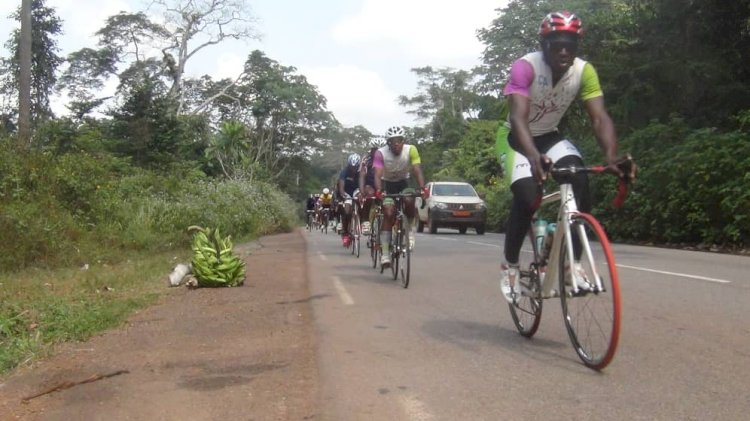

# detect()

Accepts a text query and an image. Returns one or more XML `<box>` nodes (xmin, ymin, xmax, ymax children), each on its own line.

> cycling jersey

<box><xmin>502</xmin><ymin>52</ymin><xmax>603</xmax><ymax>136</ymax></box>
<box><xmin>372</xmin><ymin>144</ymin><xmax>421</xmax><ymax>182</ymax></box>
<box><xmin>320</xmin><ymin>193</ymin><xmax>333</xmax><ymax>206</ymax></box>
<box><xmin>338</xmin><ymin>167</ymin><xmax>359</xmax><ymax>197</ymax></box>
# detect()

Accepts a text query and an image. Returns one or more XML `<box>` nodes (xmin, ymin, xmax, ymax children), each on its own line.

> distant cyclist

<box><xmin>358</xmin><ymin>140</ymin><xmax>381</xmax><ymax>236</ymax></box>
<box><xmin>373</xmin><ymin>126</ymin><xmax>427</xmax><ymax>268</ymax></box>
<box><xmin>496</xmin><ymin>11</ymin><xmax>628</xmax><ymax>302</ymax></box>
<box><xmin>305</xmin><ymin>194</ymin><xmax>316</xmax><ymax>228</ymax></box>
<box><xmin>337</xmin><ymin>153</ymin><xmax>362</xmax><ymax>247</ymax></box>
<box><xmin>319</xmin><ymin>187</ymin><xmax>334</xmax><ymax>229</ymax></box>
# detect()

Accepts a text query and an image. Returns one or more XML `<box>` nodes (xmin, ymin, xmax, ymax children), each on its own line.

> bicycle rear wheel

<box><xmin>399</xmin><ymin>217</ymin><xmax>411</xmax><ymax>288</ymax></box>
<box><xmin>508</xmin><ymin>228</ymin><xmax>543</xmax><ymax>337</ymax></box>
<box><xmin>559</xmin><ymin>213</ymin><xmax>621</xmax><ymax>370</ymax></box>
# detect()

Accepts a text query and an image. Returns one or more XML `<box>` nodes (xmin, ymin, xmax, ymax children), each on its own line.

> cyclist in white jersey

<box><xmin>496</xmin><ymin>11</ymin><xmax>627</xmax><ymax>303</ymax></box>
<box><xmin>373</xmin><ymin>126</ymin><xmax>427</xmax><ymax>268</ymax></box>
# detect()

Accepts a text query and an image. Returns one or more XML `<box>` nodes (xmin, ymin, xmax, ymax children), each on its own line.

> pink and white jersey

<box><xmin>503</xmin><ymin>51</ymin><xmax>602</xmax><ymax>136</ymax></box>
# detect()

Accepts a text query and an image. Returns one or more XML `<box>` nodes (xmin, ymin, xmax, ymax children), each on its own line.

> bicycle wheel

<box><xmin>399</xmin><ymin>217</ymin><xmax>411</xmax><ymax>288</ymax></box>
<box><xmin>391</xmin><ymin>221</ymin><xmax>400</xmax><ymax>281</ymax></box>
<box><xmin>353</xmin><ymin>211</ymin><xmax>361</xmax><ymax>258</ymax></box>
<box><xmin>508</xmin><ymin>227</ymin><xmax>543</xmax><ymax>337</ymax></box>
<box><xmin>372</xmin><ymin>217</ymin><xmax>382</xmax><ymax>271</ymax></box>
<box><xmin>559</xmin><ymin>213</ymin><xmax>621</xmax><ymax>370</ymax></box>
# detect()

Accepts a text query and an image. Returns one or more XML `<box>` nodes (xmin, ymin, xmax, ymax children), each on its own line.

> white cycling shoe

<box><xmin>500</xmin><ymin>263</ymin><xmax>520</xmax><ymax>303</ymax></box>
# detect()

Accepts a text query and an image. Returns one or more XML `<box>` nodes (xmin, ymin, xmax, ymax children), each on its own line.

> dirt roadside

<box><xmin>0</xmin><ymin>230</ymin><xmax>321</xmax><ymax>420</ymax></box>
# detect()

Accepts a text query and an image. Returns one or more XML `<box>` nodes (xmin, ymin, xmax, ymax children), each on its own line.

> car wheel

<box><xmin>428</xmin><ymin>215</ymin><xmax>438</xmax><ymax>234</ymax></box>
<box><xmin>458</xmin><ymin>226</ymin><xmax>467</xmax><ymax>234</ymax></box>
<box><xmin>476</xmin><ymin>224</ymin><xmax>485</xmax><ymax>235</ymax></box>
<box><xmin>417</xmin><ymin>220</ymin><xmax>424</xmax><ymax>233</ymax></box>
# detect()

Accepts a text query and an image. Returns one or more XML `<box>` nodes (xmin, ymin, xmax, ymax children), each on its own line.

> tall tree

<box><xmin>1</xmin><ymin>0</ymin><xmax>64</xmax><ymax>134</ymax></box>
<box><xmin>18</xmin><ymin>0</ymin><xmax>32</xmax><ymax>145</ymax></box>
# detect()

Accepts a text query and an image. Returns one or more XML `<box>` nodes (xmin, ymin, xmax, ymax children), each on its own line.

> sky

<box><xmin>0</xmin><ymin>0</ymin><xmax>507</xmax><ymax>136</ymax></box>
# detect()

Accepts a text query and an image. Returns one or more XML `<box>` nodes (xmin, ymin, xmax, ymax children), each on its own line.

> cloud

<box><xmin>300</xmin><ymin>64</ymin><xmax>413</xmax><ymax>134</ymax></box>
<box><xmin>332</xmin><ymin>0</ymin><xmax>504</xmax><ymax>61</ymax></box>
<box><xmin>48</xmin><ymin>0</ymin><xmax>132</xmax><ymax>44</ymax></box>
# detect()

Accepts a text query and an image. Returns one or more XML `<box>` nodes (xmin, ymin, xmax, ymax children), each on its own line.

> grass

<box><xmin>0</xmin><ymin>247</ymin><xmax>192</xmax><ymax>375</ymax></box>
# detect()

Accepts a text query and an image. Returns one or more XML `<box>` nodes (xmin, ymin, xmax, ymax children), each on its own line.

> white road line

<box><xmin>616</xmin><ymin>263</ymin><xmax>731</xmax><ymax>284</ymax></box>
<box><xmin>434</xmin><ymin>237</ymin><xmax>459</xmax><ymax>242</ymax></box>
<box><xmin>318</xmin><ymin>251</ymin><xmax>327</xmax><ymax>261</ymax></box>
<box><xmin>468</xmin><ymin>241</ymin><xmax>501</xmax><ymax>248</ymax></box>
<box><xmin>332</xmin><ymin>276</ymin><xmax>354</xmax><ymax>305</ymax></box>
<box><xmin>399</xmin><ymin>395</ymin><xmax>434</xmax><ymax>421</ymax></box>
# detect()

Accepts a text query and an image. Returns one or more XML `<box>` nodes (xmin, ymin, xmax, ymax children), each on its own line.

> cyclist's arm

<box><xmin>580</xmin><ymin>64</ymin><xmax>620</xmax><ymax>175</ymax></box>
<box><xmin>337</xmin><ymin>178</ymin><xmax>346</xmax><ymax>199</ymax></box>
<box><xmin>505</xmin><ymin>59</ymin><xmax>546</xmax><ymax>182</ymax></box>
<box><xmin>407</xmin><ymin>146</ymin><xmax>426</xmax><ymax>189</ymax></box>
<box><xmin>372</xmin><ymin>150</ymin><xmax>385</xmax><ymax>192</ymax></box>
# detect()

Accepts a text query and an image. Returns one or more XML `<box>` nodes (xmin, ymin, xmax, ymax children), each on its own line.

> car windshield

<box><xmin>432</xmin><ymin>184</ymin><xmax>477</xmax><ymax>197</ymax></box>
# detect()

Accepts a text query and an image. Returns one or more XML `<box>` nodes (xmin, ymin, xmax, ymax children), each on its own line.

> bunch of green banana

<box><xmin>188</xmin><ymin>225</ymin><xmax>246</xmax><ymax>287</ymax></box>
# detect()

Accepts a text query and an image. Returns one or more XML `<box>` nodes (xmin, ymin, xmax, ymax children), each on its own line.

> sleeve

<box><xmin>372</xmin><ymin>150</ymin><xmax>385</xmax><ymax>169</ymax></box>
<box><xmin>579</xmin><ymin>62</ymin><xmax>604</xmax><ymax>101</ymax></box>
<box><xmin>408</xmin><ymin>145</ymin><xmax>421</xmax><ymax>165</ymax></box>
<box><xmin>503</xmin><ymin>59</ymin><xmax>534</xmax><ymax>98</ymax></box>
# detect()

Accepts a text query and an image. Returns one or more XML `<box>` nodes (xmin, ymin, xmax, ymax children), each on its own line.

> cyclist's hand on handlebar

<box><xmin>529</xmin><ymin>154</ymin><xmax>551</xmax><ymax>184</ymax></box>
<box><xmin>420</xmin><ymin>186</ymin><xmax>429</xmax><ymax>199</ymax></box>
<box><xmin>375</xmin><ymin>190</ymin><xmax>384</xmax><ymax>200</ymax></box>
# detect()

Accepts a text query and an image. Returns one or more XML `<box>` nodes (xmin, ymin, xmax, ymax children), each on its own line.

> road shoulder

<box><xmin>0</xmin><ymin>230</ymin><xmax>320</xmax><ymax>420</ymax></box>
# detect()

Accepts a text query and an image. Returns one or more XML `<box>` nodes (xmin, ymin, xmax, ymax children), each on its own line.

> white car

<box><xmin>416</xmin><ymin>181</ymin><xmax>487</xmax><ymax>235</ymax></box>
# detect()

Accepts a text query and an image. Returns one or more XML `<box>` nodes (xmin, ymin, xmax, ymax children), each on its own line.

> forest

<box><xmin>1</xmin><ymin>0</ymin><xmax>749</xmax><ymax>275</ymax></box>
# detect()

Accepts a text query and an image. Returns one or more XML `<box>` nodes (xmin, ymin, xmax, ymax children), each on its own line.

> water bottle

<box><xmin>543</xmin><ymin>223</ymin><xmax>556</xmax><ymax>258</ymax></box>
<box><xmin>533</xmin><ymin>218</ymin><xmax>547</xmax><ymax>253</ymax></box>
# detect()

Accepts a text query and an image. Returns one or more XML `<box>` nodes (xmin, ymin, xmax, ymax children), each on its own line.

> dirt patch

<box><xmin>0</xmin><ymin>230</ymin><xmax>320</xmax><ymax>420</ymax></box>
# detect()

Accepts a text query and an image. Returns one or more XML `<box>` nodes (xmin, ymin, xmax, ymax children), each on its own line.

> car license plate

<box><xmin>453</xmin><ymin>210</ymin><xmax>471</xmax><ymax>217</ymax></box>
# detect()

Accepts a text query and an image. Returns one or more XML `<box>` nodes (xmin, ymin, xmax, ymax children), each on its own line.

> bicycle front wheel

<box><xmin>508</xmin><ymin>228</ymin><xmax>543</xmax><ymax>337</ymax></box>
<box><xmin>399</xmin><ymin>217</ymin><xmax>411</xmax><ymax>288</ymax></box>
<box><xmin>391</xmin><ymin>223</ymin><xmax>400</xmax><ymax>281</ymax></box>
<box><xmin>353</xmin><ymin>211</ymin><xmax>361</xmax><ymax>258</ymax></box>
<box><xmin>372</xmin><ymin>217</ymin><xmax>382</xmax><ymax>270</ymax></box>
<box><xmin>559</xmin><ymin>213</ymin><xmax>621</xmax><ymax>370</ymax></box>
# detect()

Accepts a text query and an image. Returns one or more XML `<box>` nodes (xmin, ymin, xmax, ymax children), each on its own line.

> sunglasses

<box><xmin>548</xmin><ymin>39</ymin><xmax>578</xmax><ymax>53</ymax></box>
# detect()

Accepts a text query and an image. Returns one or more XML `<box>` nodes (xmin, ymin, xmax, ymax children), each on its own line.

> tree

<box><xmin>18</xmin><ymin>0</ymin><xmax>32</xmax><ymax>145</ymax></box>
<box><xmin>1</xmin><ymin>0</ymin><xmax>64</xmax><ymax>136</ymax></box>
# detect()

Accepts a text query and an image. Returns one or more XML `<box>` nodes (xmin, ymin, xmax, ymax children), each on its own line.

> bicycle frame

<box><xmin>537</xmin><ymin>182</ymin><xmax>605</xmax><ymax>298</ymax></box>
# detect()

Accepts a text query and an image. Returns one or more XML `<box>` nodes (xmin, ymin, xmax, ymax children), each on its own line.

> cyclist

<box><xmin>358</xmin><ymin>140</ymin><xmax>381</xmax><ymax>236</ymax></box>
<box><xmin>319</xmin><ymin>187</ymin><xmax>334</xmax><ymax>230</ymax></box>
<box><xmin>337</xmin><ymin>153</ymin><xmax>362</xmax><ymax>247</ymax></box>
<box><xmin>373</xmin><ymin>126</ymin><xmax>427</xmax><ymax>268</ymax></box>
<box><xmin>304</xmin><ymin>194</ymin><xmax>316</xmax><ymax>229</ymax></box>
<box><xmin>496</xmin><ymin>11</ymin><xmax>627</xmax><ymax>303</ymax></box>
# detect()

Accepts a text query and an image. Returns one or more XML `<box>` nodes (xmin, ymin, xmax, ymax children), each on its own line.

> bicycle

<box><xmin>369</xmin><ymin>198</ymin><xmax>382</xmax><ymax>269</ymax></box>
<box><xmin>305</xmin><ymin>210</ymin><xmax>315</xmax><ymax>232</ymax></box>
<box><xmin>319</xmin><ymin>208</ymin><xmax>330</xmax><ymax>234</ymax></box>
<box><xmin>507</xmin><ymin>156</ymin><xmax>634</xmax><ymax>370</ymax></box>
<box><xmin>378</xmin><ymin>192</ymin><xmax>421</xmax><ymax>288</ymax></box>
<box><xmin>349</xmin><ymin>198</ymin><xmax>361</xmax><ymax>258</ymax></box>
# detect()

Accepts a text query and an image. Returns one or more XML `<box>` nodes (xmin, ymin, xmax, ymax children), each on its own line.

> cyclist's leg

<box><xmin>545</xmin><ymin>140</ymin><xmax>589</xmax><ymax>261</ymax></box>
<box><xmin>400</xmin><ymin>186</ymin><xmax>418</xmax><ymax>249</ymax></box>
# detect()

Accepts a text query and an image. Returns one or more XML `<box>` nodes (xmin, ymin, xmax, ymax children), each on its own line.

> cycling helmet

<box><xmin>539</xmin><ymin>11</ymin><xmax>583</xmax><ymax>37</ymax></box>
<box><xmin>384</xmin><ymin>126</ymin><xmax>405</xmax><ymax>140</ymax></box>
<box><xmin>347</xmin><ymin>153</ymin><xmax>361</xmax><ymax>167</ymax></box>
<box><xmin>368</xmin><ymin>138</ymin><xmax>382</xmax><ymax>149</ymax></box>
<box><xmin>322</xmin><ymin>188</ymin><xmax>330</xmax><ymax>195</ymax></box>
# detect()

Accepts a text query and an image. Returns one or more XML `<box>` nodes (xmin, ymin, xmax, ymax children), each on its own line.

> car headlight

<box><xmin>474</xmin><ymin>202</ymin><xmax>486</xmax><ymax>209</ymax></box>
<box><xmin>432</xmin><ymin>202</ymin><xmax>448</xmax><ymax>209</ymax></box>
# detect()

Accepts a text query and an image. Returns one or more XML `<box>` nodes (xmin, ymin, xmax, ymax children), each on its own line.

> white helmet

<box><xmin>322</xmin><ymin>187</ymin><xmax>330</xmax><ymax>195</ymax></box>
<box><xmin>347</xmin><ymin>153</ymin><xmax>361</xmax><ymax>167</ymax></box>
<box><xmin>385</xmin><ymin>126</ymin><xmax>405</xmax><ymax>140</ymax></box>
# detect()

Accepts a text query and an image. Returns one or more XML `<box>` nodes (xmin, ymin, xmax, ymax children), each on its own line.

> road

<box><xmin>304</xmin><ymin>227</ymin><xmax>750</xmax><ymax>420</ymax></box>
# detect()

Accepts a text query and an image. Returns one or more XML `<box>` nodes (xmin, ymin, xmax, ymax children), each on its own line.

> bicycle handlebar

<box><xmin>548</xmin><ymin>154</ymin><xmax>636</xmax><ymax>208</ymax></box>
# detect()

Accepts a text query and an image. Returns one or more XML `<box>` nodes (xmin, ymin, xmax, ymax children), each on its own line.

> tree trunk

<box><xmin>18</xmin><ymin>0</ymin><xmax>32</xmax><ymax>147</ymax></box>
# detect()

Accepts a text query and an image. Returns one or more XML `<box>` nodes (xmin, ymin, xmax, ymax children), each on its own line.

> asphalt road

<box><xmin>304</xmin><ymin>227</ymin><xmax>750</xmax><ymax>420</ymax></box>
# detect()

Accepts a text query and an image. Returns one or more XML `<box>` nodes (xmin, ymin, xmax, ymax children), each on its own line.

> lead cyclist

<box><xmin>372</xmin><ymin>126</ymin><xmax>428</xmax><ymax>268</ymax></box>
<box><xmin>496</xmin><ymin>11</ymin><xmax>634</xmax><ymax>303</ymax></box>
